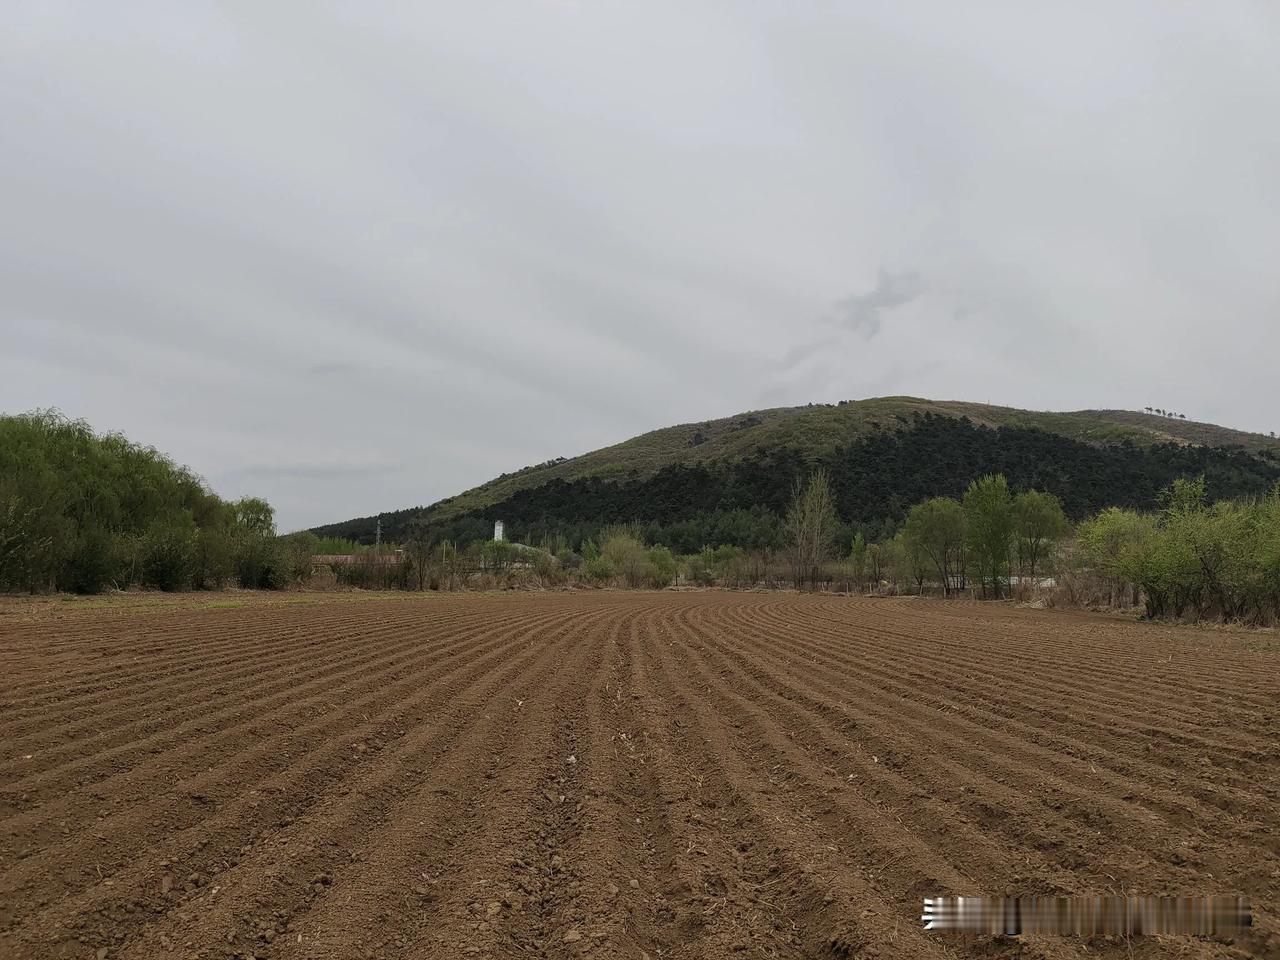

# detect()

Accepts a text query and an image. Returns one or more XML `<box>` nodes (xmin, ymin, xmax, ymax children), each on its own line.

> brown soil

<box><xmin>0</xmin><ymin>592</ymin><xmax>1276</xmax><ymax>959</ymax></box>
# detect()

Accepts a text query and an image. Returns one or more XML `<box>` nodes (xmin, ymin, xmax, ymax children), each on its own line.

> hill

<box><xmin>312</xmin><ymin>397</ymin><xmax>1280</xmax><ymax>550</ymax></box>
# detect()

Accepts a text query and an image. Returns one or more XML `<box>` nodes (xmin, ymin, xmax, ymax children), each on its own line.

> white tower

<box><xmin>494</xmin><ymin>520</ymin><xmax>504</xmax><ymax>541</ymax></box>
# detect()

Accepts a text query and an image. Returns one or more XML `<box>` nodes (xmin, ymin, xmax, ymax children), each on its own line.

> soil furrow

<box><xmin>0</xmin><ymin>604</ymin><xmax>547</xmax><ymax>819</ymax></box>
<box><xmin>0</xmin><ymin>605</ymin><xmax>578</xmax><ymax>953</ymax></box>
<box><xmin>116</xmin><ymin>601</ymin><xmax>620</xmax><ymax>960</ymax></box>
<box><xmin>1</xmin><ymin>591</ymin><xmax>1272</xmax><ymax>960</ymax></box>
<box><xmin>697</xmin><ymin>603</ymin><xmax>1277</xmax><ymax>921</ymax></box>
<box><xmin>729</xmin><ymin>600</ymin><xmax>1279</xmax><ymax>818</ymax></box>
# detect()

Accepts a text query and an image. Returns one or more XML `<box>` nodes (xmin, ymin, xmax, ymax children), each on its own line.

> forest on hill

<box><xmin>314</xmin><ymin>413</ymin><xmax>1280</xmax><ymax>552</ymax></box>
<box><xmin>349</xmin><ymin>396</ymin><xmax>1280</xmax><ymax>529</ymax></box>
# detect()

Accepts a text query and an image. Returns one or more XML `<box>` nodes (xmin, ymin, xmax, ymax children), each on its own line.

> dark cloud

<box><xmin>833</xmin><ymin>270</ymin><xmax>926</xmax><ymax>340</ymax></box>
<box><xmin>2</xmin><ymin>3</ymin><xmax>1277</xmax><ymax>529</ymax></box>
<box><xmin>775</xmin><ymin>268</ymin><xmax>924</xmax><ymax>373</ymax></box>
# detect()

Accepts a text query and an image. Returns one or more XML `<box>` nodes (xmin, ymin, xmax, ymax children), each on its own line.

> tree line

<box><xmin>0</xmin><ymin>412</ymin><xmax>307</xmax><ymax>593</ymax></box>
<box><xmin>361</xmin><ymin>474</ymin><xmax>1066</xmax><ymax>601</ymax></box>
<box><xmin>317</xmin><ymin>413</ymin><xmax>1280</xmax><ymax>551</ymax></box>
<box><xmin>340</xmin><ymin>466</ymin><xmax>1280</xmax><ymax>626</ymax></box>
<box><xmin>785</xmin><ymin>468</ymin><xmax>1280</xmax><ymax>623</ymax></box>
<box><xmin>6</xmin><ymin>411</ymin><xmax>1277</xmax><ymax>624</ymax></box>
<box><xmin>1075</xmin><ymin>476</ymin><xmax>1280</xmax><ymax>623</ymax></box>
<box><xmin>785</xmin><ymin>470</ymin><xmax>1067</xmax><ymax>598</ymax></box>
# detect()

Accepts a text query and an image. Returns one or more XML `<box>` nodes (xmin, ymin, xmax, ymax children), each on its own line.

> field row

<box><xmin>0</xmin><ymin>592</ymin><xmax>1274</xmax><ymax>958</ymax></box>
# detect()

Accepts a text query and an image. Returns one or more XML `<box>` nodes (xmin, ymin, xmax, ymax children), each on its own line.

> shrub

<box><xmin>332</xmin><ymin>553</ymin><xmax>411</xmax><ymax>591</ymax></box>
<box><xmin>278</xmin><ymin>531</ymin><xmax>319</xmax><ymax>584</ymax></box>
<box><xmin>235</xmin><ymin>535</ymin><xmax>288</xmax><ymax>590</ymax></box>
<box><xmin>194</xmin><ymin>528</ymin><xmax>237</xmax><ymax>590</ymax></box>
<box><xmin>646</xmin><ymin>545</ymin><xmax>677</xmax><ymax>588</ymax></box>
<box><xmin>533</xmin><ymin>550</ymin><xmax>566</xmax><ymax>586</ymax></box>
<box><xmin>1076</xmin><ymin>479</ymin><xmax>1280</xmax><ymax>623</ymax></box>
<box><xmin>601</xmin><ymin>530</ymin><xmax>650</xmax><ymax>587</ymax></box>
<box><xmin>63</xmin><ymin>525</ymin><xmax>117</xmax><ymax>594</ymax></box>
<box><xmin>583</xmin><ymin>554</ymin><xmax>614</xmax><ymax>584</ymax></box>
<box><xmin>482</xmin><ymin>539</ymin><xmax>515</xmax><ymax>573</ymax></box>
<box><xmin>140</xmin><ymin>517</ymin><xmax>197</xmax><ymax>591</ymax></box>
<box><xmin>313</xmin><ymin>536</ymin><xmax>366</xmax><ymax>555</ymax></box>
<box><xmin>683</xmin><ymin>549</ymin><xmax>716</xmax><ymax>587</ymax></box>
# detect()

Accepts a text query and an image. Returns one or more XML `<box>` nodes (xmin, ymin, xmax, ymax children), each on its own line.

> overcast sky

<box><xmin>3</xmin><ymin>3</ymin><xmax>1278</xmax><ymax>530</ymax></box>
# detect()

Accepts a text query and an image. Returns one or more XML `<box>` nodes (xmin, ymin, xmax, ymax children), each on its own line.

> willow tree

<box><xmin>964</xmin><ymin>474</ymin><xmax>1014</xmax><ymax>599</ymax></box>
<box><xmin>902</xmin><ymin>496</ymin><xmax>966</xmax><ymax>595</ymax></box>
<box><xmin>0</xmin><ymin>411</ymin><xmax>282</xmax><ymax>594</ymax></box>
<box><xmin>785</xmin><ymin>469</ymin><xmax>838</xmax><ymax>590</ymax></box>
<box><xmin>1012</xmin><ymin>489</ymin><xmax>1068</xmax><ymax>583</ymax></box>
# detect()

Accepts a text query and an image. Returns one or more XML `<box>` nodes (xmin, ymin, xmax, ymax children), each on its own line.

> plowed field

<box><xmin>1</xmin><ymin>592</ymin><xmax>1276</xmax><ymax>960</ymax></box>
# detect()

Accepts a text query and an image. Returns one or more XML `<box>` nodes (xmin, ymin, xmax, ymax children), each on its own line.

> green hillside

<box><xmin>422</xmin><ymin>397</ymin><xmax>1278</xmax><ymax>517</ymax></box>
<box><xmin>313</xmin><ymin>397</ymin><xmax>1280</xmax><ymax>548</ymax></box>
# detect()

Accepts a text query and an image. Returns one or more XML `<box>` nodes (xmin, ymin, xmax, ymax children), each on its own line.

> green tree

<box><xmin>785</xmin><ymin>469</ymin><xmax>838</xmax><ymax>590</ymax></box>
<box><xmin>0</xmin><ymin>412</ymin><xmax>284</xmax><ymax>594</ymax></box>
<box><xmin>0</xmin><ymin>495</ymin><xmax>52</xmax><ymax>592</ymax></box>
<box><xmin>963</xmin><ymin>474</ymin><xmax>1014</xmax><ymax>599</ymax></box>
<box><xmin>234</xmin><ymin>497</ymin><xmax>276</xmax><ymax>537</ymax></box>
<box><xmin>1160</xmin><ymin>475</ymin><xmax>1207</xmax><ymax>516</ymax></box>
<box><xmin>1077</xmin><ymin>507</ymin><xmax>1158</xmax><ymax>608</ymax></box>
<box><xmin>1074</xmin><ymin>476</ymin><xmax>1280</xmax><ymax>622</ymax></box>
<box><xmin>893</xmin><ymin>529</ymin><xmax>927</xmax><ymax>594</ymax></box>
<box><xmin>902</xmin><ymin>497</ymin><xmax>966</xmax><ymax>596</ymax></box>
<box><xmin>709</xmin><ymin>544</ymin><xmax>749</xmax><ymax>588</ymax></box>
<box><xmin>1011</xmin><ymin>490</ymin><xmax>1068</xmax><ymax>582</ymax></box>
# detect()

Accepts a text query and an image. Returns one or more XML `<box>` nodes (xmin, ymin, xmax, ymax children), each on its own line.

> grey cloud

<box><xmin>2</xmin><ymin>2</ymin><xmax>1277</xmax><ymax>529</ymax></box>
<box><xmin>832</xmin><ymin>270</ymin><xmax>926</xmax><ymax>340</ymax></box>
<box><xmin>306</xmin><ymin>362</ymin><xmax>362</xmax><ymax>377</ymax></box>
<box><xmin>775</xmin><ymin>268</ymin><xmax>924</xmax><ymax>374</ymax></box>
<box><xmin>229</xmin><ymin>462</ymin><xmax>401</xmax><ymax>481</ymax></box>
<box><xmin>777</xmin><ymin>334</ymin><xmax>839</xmax><ymax>372</ymax></box>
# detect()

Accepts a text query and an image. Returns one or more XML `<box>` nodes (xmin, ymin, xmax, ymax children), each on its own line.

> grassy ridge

<box><xmin>418</xmin><ymin>397</ymin><xmax>1280</xmax><ymax>524</ymax></box>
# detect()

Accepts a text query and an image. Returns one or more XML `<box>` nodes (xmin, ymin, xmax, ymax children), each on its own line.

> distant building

<box><xmin>494</xmin><ymin>520</ymin><xmax>505</xmax><ymax>541</ymax></box>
